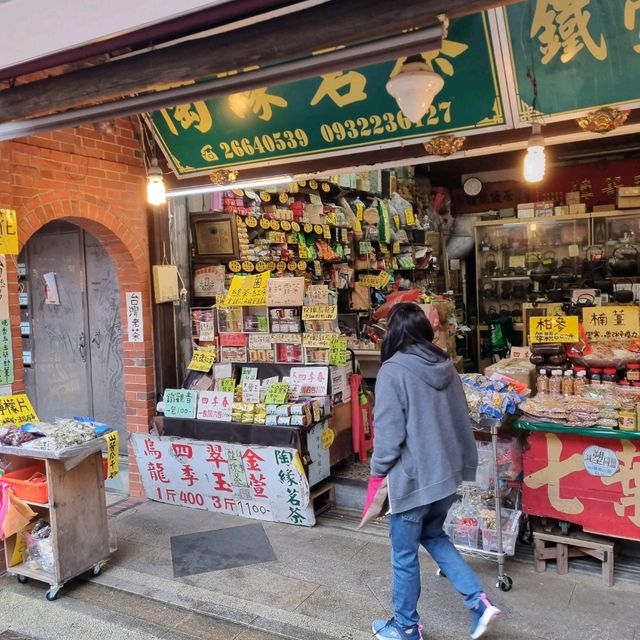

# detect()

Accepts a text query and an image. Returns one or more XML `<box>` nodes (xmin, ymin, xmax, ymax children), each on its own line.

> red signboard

<box><xmin>523</xmin><ymin>431</ymin><xmax>640</xmax><ymax>541</ymax></box>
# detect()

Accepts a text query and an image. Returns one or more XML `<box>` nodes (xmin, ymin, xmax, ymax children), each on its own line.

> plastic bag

<box><xmin>24</xmin><ymin>519</ymin><xmax>54</xmax><ymax>572</ymax></box>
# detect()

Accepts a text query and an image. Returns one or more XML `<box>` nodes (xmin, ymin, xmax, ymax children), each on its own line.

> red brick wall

<box><xmin>0</xmin><ymin>118</ymin><xmax>156</xmax><ymax>498</ymax></box>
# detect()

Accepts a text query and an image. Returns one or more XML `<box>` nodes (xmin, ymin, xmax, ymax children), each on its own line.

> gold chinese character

<box><xmin>310</xmin><ymin>71</ymin><xmax>367</xmax><ymax>107</ymax></box>
<box><xmin>601</xmin><ymin>441</ymin><xmax>640</xmax><ymax>527</ymax></box>
<box><xmin>602</xmin><ymin>176</ymin><xmax>623</xmax><ymax>197</ymax></box>
<box><xmin>390</xmin><ymin>39</ymin><xmax>469</xmax><ymax>79</ymax></box>
<box><xmin>531</xmin><ymin>0</ymin><xmax>607</xmax><ymax>64</ymax></box>
<box><xmin>228</xmin><ymin>89</ymin><xmax>288</xmax><ymax>122</ymax></box>
<box><xmin>625</xmin><ymin>0</ymin><xmax>640</xmax><ymax>52</ymax></box>
<box><xmin>524</xmin><ymin>433</ymin><xmax>585</xmax><ymax>514</ymax></box>
<box><xmin>159</xmin><ymin>102</ymin><xmax>213</xmax><ymax>135</ymax></box>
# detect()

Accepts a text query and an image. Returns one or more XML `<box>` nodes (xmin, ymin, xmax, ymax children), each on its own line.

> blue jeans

<box><xmin>389</xmin><ymin>495</ymin><xmax>483</xmax><ymax>628</ymax></box>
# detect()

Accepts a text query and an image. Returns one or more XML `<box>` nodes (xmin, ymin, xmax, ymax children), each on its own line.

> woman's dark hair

<box><xmin>381</xmin><ymin>302</ymin><xmax>435</xmax><ymax>363</ymax></box>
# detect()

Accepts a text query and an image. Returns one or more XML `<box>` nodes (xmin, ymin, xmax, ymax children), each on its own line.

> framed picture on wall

<box><xmin>191</xmin><ymin>214</ymin><xmax>239</xmax><ymax>260</ymax></box>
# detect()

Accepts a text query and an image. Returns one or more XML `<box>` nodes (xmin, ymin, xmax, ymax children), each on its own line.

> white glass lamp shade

<box><xmin>386</xmin><ymin>62</ymin><xmax>445</xmax><ymax>124</ymax></box>
<box><xmin>523</xmin><ymin>124</ymin><xmax>546</xmax><ymax>183</ymax></box>
<box><xmin>147</xmin><ymin>165</ymin><xmax>166</xmax><ymax>205</ymax></box>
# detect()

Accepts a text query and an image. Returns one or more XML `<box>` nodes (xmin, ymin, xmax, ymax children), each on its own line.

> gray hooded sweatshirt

<box><xmin>371</xmin><ymin>342</ymin><xmax>478</xmax><ymax>514</ymax></box>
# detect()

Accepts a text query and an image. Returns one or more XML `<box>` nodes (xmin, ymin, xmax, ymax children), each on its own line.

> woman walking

<box><xmin>370</xmin><ymin>303</ymin><xmax>501</xmax><ymax>640</ymax></box>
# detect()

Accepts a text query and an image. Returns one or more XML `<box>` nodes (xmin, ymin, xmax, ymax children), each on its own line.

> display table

<box><xmin>515</xmin><ymin>419</ymin><xmax>640</xmax><ymax>541</ymax></box>
<box><xmin>1</xmin><ymin>440</ymin><xmax>110</xmax><ymax>600</ymax></box>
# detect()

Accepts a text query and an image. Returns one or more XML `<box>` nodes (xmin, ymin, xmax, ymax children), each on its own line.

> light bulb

<box><xmin>523</xmin><ymin>124</ymin><xmax>546</xmax><ymax>183</ymax></box>
<box><xmin>146</xmin><ymin>160</ymin><xmax>166</xmax><ymax>205</ymax></box>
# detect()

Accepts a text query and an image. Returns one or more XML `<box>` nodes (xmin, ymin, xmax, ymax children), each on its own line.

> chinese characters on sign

<box><xmin>188</xmin><ymin>349</ymin><xmax>216</xmax><ymax>372</ymax></box>
<box><xmin>223</xmin><ymin>273</ymin><xmax>269</xmax><ymax>307</ymax></box>
<box><xmin>0</xmin><ymin>256</ymin><xmax>13</xmax><ymax>386</ymax></box>
<box><xmin>103</xmin><ymin>431</ymin><xmax>120</xmax><ymax>479</ymax></box>
<box><xmin>0</xmin><ymin>394</ymin><xmax>38</xmax><ymax>425</ymax></box>
<box><xmin>290</xmin><ymin>367</ymin><xmax>329</xmax><ymax>396</ymax></box>
<box><xmin>582</xmin><ymin>307</ymin><xmax>640</xmax><ymax>341</ymax></box>
<box><xmin>126</xmin><ymin>292</ymin><xmax>144</xmax><ymax>343</ymax></box>
<box><xmin>266</xmin><ymin>276</ymin><xmax>305</xmax><ymax>306</ymax></box>
<box><xmin>163</xmin><ymin>389</ymin><xmax>197</xmax><ymax>419</ymax></box>
<box><xmin>0</xmin><ymin>210</ymin><xmax>18</xmax><ymax>255</ymax></box>
<box><xmin>132</xmin><ymin>434</ymin><xmax>315</xmax><ymax>526</ymax></box>
<box><xmin>529</xmin><ymin>315</ymin><xmax>579</xmax><ymax>343</ymax></box>
<box><xmin>196</xmin><ymin>391</ymin><xmax>234</xmax><ymax>422</ymax></box>
<box><xmin>329</xmin><ymin>336</ymin><xmax>348</xmax><ymax>367</ymax></box>
<box><xmin>302</xmin><ymin>305</ymin><xmax>338</xmax><ymax>321</ymax></box>
<box><xmin>524</xmin><ymin>431</ymin><xmax>640</xmax><ymax>539</ymax></box>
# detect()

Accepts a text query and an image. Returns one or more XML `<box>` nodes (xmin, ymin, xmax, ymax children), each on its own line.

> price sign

<box><xmin>271</xmin><ymin>332</ymin><xmax>302</xmax><ymax>344</ymax></box>
<box><xmin>223</xmin><ymin>272</ymin><xmax>270</xmax><ymax>307</ymax></box>
<box><xmin>198</xmin><ymin>321</ymin><xmax>216</xmax><ymax>341</ymax></box>
<box><xmin>582</xmin><ymin>307</ymin><xmax>640</xmax><ymax>342</ymax></box>
<box><xmin>264</xmin><ymin>382</ymin><xmax>290</xmax><ymax>404</ymax></box>
<box><xmin>196</xmin><ymin>390</ymin><xmax>234</xmax><ymax>422</ymax></box>
<box><xmin>241</xmin><ymin>367</ymin><xmax>258</xmax><ymax>382</ymax></box>
<box><xmin>0</xmin><ymin>393</ymin><xmax>38</xmax><ymax>426</ymax></box>
<box><xmin>302</xmin><ymin>305</ymin><xmax>338</xmax><ymax>320</ymax></box>
<box><xmin>248</xmin><ymin>333</ymin><xmax>272</xmax><ymax>350</ymax></box>
<box><xmin>405</xmin><ymin>208</ymin><xmax>416</xmax><ymax>226</ymax></box>
<box><xmin>329</xmin><ymin>336</ymin><xmax>348</xmax><ymax>366</ymax></box>
<box><xmin>290</xmin><ymin>367</ymin><xmax>329</xmax><ymax>396</ymax></box>
<box><xmin>163</xmin><ymin>389</ymin><xmax>197</xmax><ymax>419</ymax></box>
<box><xmin>188</xmin><ymin>349</ymin><xmax>216</xmax><ymax>372</ymax></box>
<box><xmin>359</xmin><ymin>241</ymin><xmax>372</xmax><ymax>254</ymax></box>
<box><xmin>303</xmin><ymin>333</ymin><xmax>334</xmax><ymax>348</ymax></box>
<box><xmin>392</xmin><ymin>242</ymin><xmax>400</xmax><ymax>254</ymax></box>
<box><xmin>529</xmin><ymin>316</ymin><xmax>579</xmax><ymax>344</ymax></box>
<box><xmin>242</xmin><ymin>380</ymin><xmax>261</xmax><ymax>403</ymax></box>
<box><xmin>307</xmin><ymin>284</ymin><xmax>329</xmax><ymax>306</ymax></box>
<box><xmin>358</xmin><ymin>274</ymin><xmax>381</xmax><ymax>288</ymax></box>
<box><xmin>0</xmin><ymin>209</ymin><xmax>18</xmax><ymax>255</ymax></box>
<box><xmin>218</xmin><ymin>378</ymin><xmax>237</xmax><ymax>392</ymax></box>
<box><xmin>309</xmin><ymin>193</ymin><xmax>322</xmax><ymax>205</ymax></box>
<box><xmin>219</xmin><ymin>332</ymin><xmax>247</xmax><ymax>347</ymax></box>
<box><xmin>266</xmin><ymin>276</ymin><xmax>305</xmax><ymax>307</ymax></box>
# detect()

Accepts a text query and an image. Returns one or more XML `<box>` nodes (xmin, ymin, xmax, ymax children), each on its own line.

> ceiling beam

<box><xmin>0</xmin><ymin>0</ymin><xmax>520</xmax><ymax>123</ymax></box>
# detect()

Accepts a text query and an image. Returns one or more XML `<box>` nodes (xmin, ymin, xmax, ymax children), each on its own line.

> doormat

<box><xmin>170</xmin><ymin>523</ymin><xmax>277</xmax><ymax>577</ymax></box>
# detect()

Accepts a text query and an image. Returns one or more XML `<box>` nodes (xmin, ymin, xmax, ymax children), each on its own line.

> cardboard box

<box><xmin>152</xmin><ymin>264</ymin><xmax>180</xmax><ymax>303</ymax></box>
<box><xmin>593</xmin><ymin>205</ymin><xmax>617</xmax><ymax>212</ymax></box>
<box><xmin>534</xmin><ymin>201</ymin><xmax>554</xmax><ymax>217</ymax></box>
<box><xmin>568</xmin><ymin>203</ymin><xmax>587</xmax><ymax>215</ymax></box>
<box><xmin>566</xmin><ymin>191</ymin><xmax>581</xmax><ymax>205</ymax></box>
<box><xmin>618</xmin><ymin>187</ymin><xmax>640</xmax><ymax>209</ymax></box>
<box><xmin>329</xmin><ymin>401</ymin><xmax>353</xmax><ymax>466</ymax></box>
<box><xmin>485</xmin><ymin>357</ymin><xmax>537</xmax><ymax>392</ymax></box>
<box><xmin>554</xmin><ymin>206</ymin><xmax>569</xmax><ymax>216</ymax></box>
<box><xmin>517</xmin><ymin>203</ymin><xmax>535</xmax><ymax>219</ymax></box>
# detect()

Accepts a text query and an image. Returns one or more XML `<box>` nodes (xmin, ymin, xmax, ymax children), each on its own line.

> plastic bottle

<box><xmin>549</xmin><ymin>369</ymin><xmax>563</xmax><ymax>395</ymax></box>
<box><xmin>573</xmin><ymin>370</ymin><xmax>587</xmax><ymax>395</ymax></box>
<box><xmin>562</xmin><ymin>370</ymin><xmax>574</xmax><ymax>396</ymax></box>
<box><xmin>537</xmin><ymin>368</ymin><xmax>549</xmax><ymax>394</ymax></box>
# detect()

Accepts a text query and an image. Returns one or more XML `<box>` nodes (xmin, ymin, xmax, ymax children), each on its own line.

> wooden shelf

<box><xmin>479</xmin><ymin>323</ymin><xmax>524</xmax><ymax>331</ymax></box>
<box><xmin>7</xmin><ymin>561</ymin><xmax>56</xmax><ymax>583</ymax></box>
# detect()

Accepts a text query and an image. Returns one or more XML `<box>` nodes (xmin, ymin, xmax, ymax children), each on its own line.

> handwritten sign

<box><xmin>188</xmin><ymin>349</ymin><xmax>216</xmax><ymax>372</ymax></box>
<box><xmin>163</xmin><ymin>389</ymin><xmax>197</xmax><ymax>419</ymax></box>
<box><xmin>132</xmin><ymin>434</ymin><xmax>314</xmax><ymax>526</ymax></box>
<box><xmin>241</xmin><ymin>367</ymin><xmax>258</xmax><ymax>382</ymax></box>
<box><xmin>582</xmin><ymin>307</ymin><xmax>640</xmax><ymax>342</ymax></box>
<box><xmin>271</xmin><ymin>332</ymin><xmax>302</xmax><ymax>344</ymax></box>
<box><xmin>218</xmin><ymin>378</ymin><xmax>237</xmax><ymax>393</ymax></box>
<box><xmin>0</xmin><ymin>393</ymin><xmax>38</xmax><ymax>425</ymax></box>
<box><xmin>510</xmin><ymin>347</ymin><xmax>532</xmax><ymax>360</ymax></box>
<box><xmin>103</xmin><ymin>431</ymin><xmax>120</xmax><ymax>479</ymax></box>
<box><xmin>358</xmin><ymin>272</ymin><xmax>390</xmax><ymax>288</ymax></box>
<box><xmin>302</xmin><ymin>305</ymin><xmax>337</xmax><ymax>320</ymax></box>
<box><xmin>267</xmin><ymin>276</ymin><xmax>305</xmax><ymax>306</ymax></box>
<box><xmin>198</xmin><ymin>321</ymin><xmax>216</xmax><ymax>341</ymax></box>
<box><xmin>306</xmin><ymin>284</ymin><xmax>329</xmax><ymax>306</ymax></box>
<box><xmin>196</xmin><ymin>390</ymin><xmax>234</xmax><ymax>421</ymax></box>
<box><xmin>0</xmin><ymin>209</ymin><xmax>18</xmax><ymax>255</ymax></box>
<box><xmin>329</xmin><ymin>336</ymin><xmax>348</xmax><ymax>366</ymax></box>
<box><xmin>223</xmin><ymin>272</ymin><xmax>269</xmax><ymax>307</ymax></box>
<box><xmin>528</xmin><ymin>316</ymin><xmax>579</xmax><ymax>344</ymax></box>
<box><xmin>290</xmin><ymin>367</ymin><xmax>329</xmax><ymax>396</ymax></box>
<box><xmin>242</xmin><ymin>380</ymin><xmax>261</xmax><ymax>403</ymax></box>
<box><xmin>248</xmin><ymin>333</ymin><xmax>272</xmax><ymax>350</ymax></box>
<box><xmin>0</xmin><ymin>319</ymin><xmax>14</xmax><ymax>385</ymax></box>
<box><xmin>303</xmin><ymin>333</ymin><xmax>334</xmax><ymax>348</ymax></box>
<box><xmin>212</xmin><ymin>363</ymin><xmax>233</xmax><ymax>380</ymax></box>
<box><xmin>126</xmin><ymin>292</ymin><xmax>144</xmax><ymax>342</ymax></box>
<box><xmin>264</xmin><ymin>382</ymin><xmax>289</xmax><ymax>404</ymax></box>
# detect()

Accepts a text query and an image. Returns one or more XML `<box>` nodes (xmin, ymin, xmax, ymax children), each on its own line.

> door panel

<box><xmin>85</xmin><ymin>235</ymin><xmax>126</xmax><ymax>451</ymax></box>
<box><xmin>26</xmin><ymin>231</ymin><xmax>91</xmax><ymax>420</ymax></box>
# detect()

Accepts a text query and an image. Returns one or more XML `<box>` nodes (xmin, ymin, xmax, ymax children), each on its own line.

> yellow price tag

<box><xmin>0</xmin><ymin>209</ymin><xmax>19</xmax><ymax>255</ymax></box>
<box><xmin>529</xmin><ymin>316</ymin><xmax>579</xmax><ymax>344</ymax></box>
<box><xmin>223</xmin><ymin>272</ymin><xmax>270</xmax><ymax>307</ymax></box>
<box><xmin>265</xmin><ymin>382</ymin><xmax>289</xmax><ymax>404</ymax></box>
<box><xmin>103</xmin><ymin>431</ymin><xmax>120</xmax><ymax>480</ymax></box>
<box><xmin>323</xmin><ymin>225</ymin><xmax>332</xmax><ymax>239</ymax></box>
<box><xmin>392</xmin><ymin>242</ymin><xmax>401</xmax><ymax>254</ymax></box>
<box><xmin>405</xmin><ymin>208</ymin><xmax>416</xmax><ymax>226</ymax></box>
<box><xmin>393</xmin><ymin>215</ymin><xmax>401</xmax><ymax>228</ymax></box>
<box><xmin>219</xmin><ymin>378</ymin><xmax>236</xmax><ymax>392</ymax></box>
<box><xmin>302</xmin><ymin>305</ymin><xmax>338</xmax><ymax>320</ymax></box>
<box><xmin>188</xmin><ymin>349</ymin><xmax>216</xmax><ymax>372</ymax></box>
<box><xmin>583</xmin><ymin>307</ymin><xmax>640</xmax><ymax>342</ymax></box>
<box><xmin>353</xmin><ymin>218</ymin><xmax>362</xmax><ymax>234</ymax></box>
<box><xmin>0</xmin><ymin>394</ymin><xmax>38</xmax><ymax>426</ymax></box>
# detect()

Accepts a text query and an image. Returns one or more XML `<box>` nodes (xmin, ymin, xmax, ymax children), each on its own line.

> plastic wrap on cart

<box><xmin>132</xmin><ymin>434</ymin><xmax>315</xmax><ymax>526</ymax></box>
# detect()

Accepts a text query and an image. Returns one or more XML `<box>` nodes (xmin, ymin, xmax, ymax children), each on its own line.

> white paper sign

<box><xmin>306</xmin><ymin>284</ymin><xmax>329</xmax><ymax>306</ymax></box>
<box><xmin>199</xmin><ymin>321</ymin><xmax>216</xmax><ymax>341</ymax></box>
<box><xmin>196</xmin><ymin>390</ymin><xmax>234</xmax><ymax>421</ymax></box>
<box><xmin>43</xmin><ymin>272</ymin><xmax>60</xmax><ymax>305</ymax></box>
<box><xmin>212</xmin><ymin>363</ymin><xmax>233</xmax><ymax>380</ymax></box>
<box><xmin>248</xmin><ymin>333</ymin><xmax>272</xmax><ymax>350</ymax></box>
<box><xmin>290</xmin><ymin>366</ymin><xmax>329</xmax><ymax>396</ymax></box>
<box><xmin>267</xmin><ymin>276</ymin><xmax>305</xmax><ymax>306</ymax></box>
<box><xmin>132</xmin><ymin>434</ymin><xmax>314</xmax><ymax>526</ymax></box>
<box><xmin>126</xmin><ymin>292</ymin><xmax>144</xmax><ymax>342</ymax></box>
<box><xmin>242</xmin><ymin>380</ymin><xmax>261</xmax><ymax>403</ymax></box>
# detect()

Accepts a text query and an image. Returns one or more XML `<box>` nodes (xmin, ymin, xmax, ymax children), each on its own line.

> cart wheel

<box><xmin>436</xmin><ymin>568</ymin><xmax>447</xmax><ymax>578</ymax></box>
<box><xmin>46</xmin><ymin>590</ymin><xmax>59</xmax><ymax>601</ymax></box>
<box><xmin>497</xmin><ymin>575</ymin><xmax>513</xmax><ymax>592</ymax></box>
<box><xmin>91</xmin><ymin>565</ymin><xmax>102</xmax><ymax>577</ymax></box>
<box><xmin>16</xmin><ymin>575</ymin><xmax>28</xmax><ymax>584</ymax></box>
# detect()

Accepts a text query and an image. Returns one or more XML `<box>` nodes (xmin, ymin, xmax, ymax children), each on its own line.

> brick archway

<box><xmin>17</xmin><ymin>197</ymin><xmax>155</xmax><ymax>496</ymax></box>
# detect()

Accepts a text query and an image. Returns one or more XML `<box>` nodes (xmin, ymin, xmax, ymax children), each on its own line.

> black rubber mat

<box><xmin>170</xmin><ymin>523</ymin><xmax>276</xmax><ymax>577</ymax></box>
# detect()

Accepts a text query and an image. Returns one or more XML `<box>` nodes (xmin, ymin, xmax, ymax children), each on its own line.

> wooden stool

<box><xmin>533</xmin><ymin>530</ymin><xmax>617</xmax><ymax>586</ymax></box>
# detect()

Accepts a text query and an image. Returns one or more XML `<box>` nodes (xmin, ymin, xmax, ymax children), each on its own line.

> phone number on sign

<box><xmin>203</xmin><ymin>129</ymin><xmax>310</xmax><ymax>161</ymax></box>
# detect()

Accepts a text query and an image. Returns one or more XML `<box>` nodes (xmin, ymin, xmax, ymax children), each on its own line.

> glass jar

<box><xmin>619</xmin><ymin>403</ymin><xmax>637</xmax><ymax>432</ymax></box>
<box><xmin>626</xmin><ymin>363</ymin><xmax>640</xmax><ymax>383</ymax></box>
<box><xmin>573</xmin><ymin>370</ymin><xmax>587</xmax><ymax>394</ymax></box>
<box><xmin>549</xmin><ymin>370</ymin><xmax>563</xmax><ymax>395</ymax></box>
<box><xmin>537</xmin><ymin>368</ymin><xmax>549</xmax><ymax>394</ymax></box>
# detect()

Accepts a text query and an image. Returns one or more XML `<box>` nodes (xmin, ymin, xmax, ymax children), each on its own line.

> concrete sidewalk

<box><xmin>62</xmin><ymin>497</ymin><xmax>640</xmax><ymax>640</ymax></box>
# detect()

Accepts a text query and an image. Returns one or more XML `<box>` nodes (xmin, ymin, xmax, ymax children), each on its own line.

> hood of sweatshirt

<box><xmin>385</xmin><ymin>342</ymin><xmax>453</xmax><ymax>390</ymax></box>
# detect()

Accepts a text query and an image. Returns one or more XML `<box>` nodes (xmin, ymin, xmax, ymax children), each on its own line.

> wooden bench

<box><xmin>533</xmin><ymin>530</ymin><xmax>617</xmax><ymax>586</ymax></box>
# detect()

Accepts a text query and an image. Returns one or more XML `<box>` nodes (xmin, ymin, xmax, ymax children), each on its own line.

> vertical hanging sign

<box><xmin>126</xmin><ymin>292</ymin><xmax>144</xmax><ymax>343</ymax></box>
<box><xmin>0</xmin><ymin>256</ymin><xmax>13</xmax><ymax>384</ymax></box>
<box><xmin>0</xmin><ymin>210</ymin><xmax>18</xmax><ymax>255</ymax></box>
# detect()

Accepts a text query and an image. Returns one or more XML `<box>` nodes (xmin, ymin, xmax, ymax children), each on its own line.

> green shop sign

<box><xmin>149</xmin><ymin>13</ymin><xmax>504</xmax><ymax>176</ymax></box>
<box><xmin>506</xmin><ymin>0</ymin><xmax>640</xmax><ymax>119</ymax></box>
